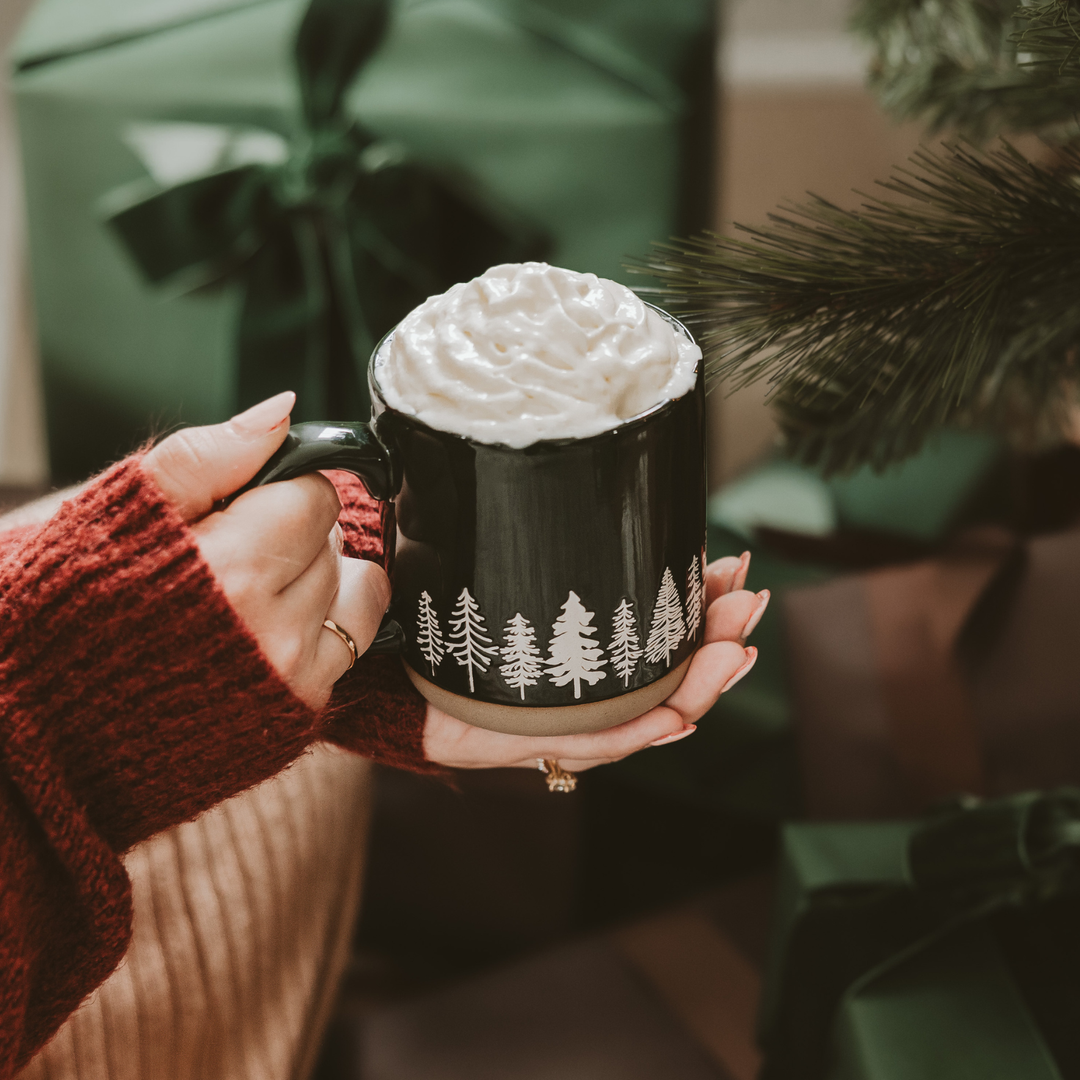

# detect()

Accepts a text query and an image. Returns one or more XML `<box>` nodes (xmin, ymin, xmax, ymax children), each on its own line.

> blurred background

<box><xmin>0</xmin><ymin>0</ymin><xmax>43</xmax><ymax>490</ymax></box>
<box><xmin>7</xmin><ymin>2</ymin><xmax>1080</xmax><ymax>1079</ymax></box>
<box><xmin>0</xmin><ymin>0</ymin><xmax>928</xmax><ymax>495</ymax></box>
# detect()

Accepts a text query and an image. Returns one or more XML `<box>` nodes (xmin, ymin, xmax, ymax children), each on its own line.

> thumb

<box><xmin>144</xmin><ymin>391</ymin><xmax>296</xmax><ymax>522</ymax></box>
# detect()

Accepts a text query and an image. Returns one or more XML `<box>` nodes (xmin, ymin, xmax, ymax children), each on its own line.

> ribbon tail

<box><xmin>367</xmin><ymin>159</ymin><xmax>550</xmax><ymax>284</ymax></box>
<box><xmin>322</xmin><ymin>208</ymin><xmax>375</xmax><ymax>420</ymax></box>
<box><xmin>237</xmin><ymin>215</ymin><xmax>329</xmax><ymax>419</ymax></box>
<box><xmin>342</xmin><ymin>158</ymin><xmax>550</xmax><ymax>342</ymax></box>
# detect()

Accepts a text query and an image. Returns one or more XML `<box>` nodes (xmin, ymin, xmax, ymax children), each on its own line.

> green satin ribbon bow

<box><xmin>105</xmin><ymin>0</ymin><xmax>547</xmax><ymax>421</ymax></box>
<box><xmin>761</xmin><ymin>791</ymin><xmax>1080</xmax><ymax>1080</ymax></box>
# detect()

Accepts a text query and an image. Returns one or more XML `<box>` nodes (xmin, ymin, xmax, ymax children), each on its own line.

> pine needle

<box><xmin>630</xmin><ymin>142</ymin><xmax>1080</xmax><ymax>473</ymax></box>
<box><xmin>851</xmin><ymin>0</ymin><xmax>1080</xmax><ymax>140</ymax></box>
<box><xmin>1014</xmin><ymin>1</ymin><xmax>1080</xmax><ymax>79</ymax></box>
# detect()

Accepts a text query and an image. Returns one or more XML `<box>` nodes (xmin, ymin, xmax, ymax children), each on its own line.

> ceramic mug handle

<box><xmin>241</xmin><ymin>421</ymin><xmax>406</xmax><ymax>655</ymax></box>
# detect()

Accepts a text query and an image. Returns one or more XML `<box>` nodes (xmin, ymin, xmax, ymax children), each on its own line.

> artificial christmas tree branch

<box><xmin>1014</xmin><ymin>1</ymin><xmax>1080</xmax><ymax>79</ymax></box>
<box><xmin>852</xmin><ymin>0</ymin><xmax>1080</xmax><ymax>141</ymax></box>
<box><xmin>632</xmin><ymin>142</ymin><xmax>1080</xmax><ymax>473</ymax></box>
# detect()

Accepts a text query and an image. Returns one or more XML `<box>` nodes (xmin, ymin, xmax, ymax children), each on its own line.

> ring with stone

<box><xmin>538</xmin><ymin>758</ymin><xmax>577</xmax><ymax>793</ymax></box>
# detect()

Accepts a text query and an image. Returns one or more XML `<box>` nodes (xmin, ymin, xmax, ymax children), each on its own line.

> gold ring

<box><xmin>538</xmin><ymin>758</ymin><xmax>577</xmax><ymax>794</ymax></box>
<box><xmin>322</xmin><ymin>619</ymin><xmax>358</xmax><ymax>671</ymax></box>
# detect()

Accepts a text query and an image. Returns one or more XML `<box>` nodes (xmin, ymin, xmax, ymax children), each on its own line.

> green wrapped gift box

<box><xmin>12</xmin><ymin>0</ymin><xmax>714</xmax><ymax>482</ymax></box>
<box><xmin>760</xmin><ymin>793</ymin><xmax>1080</xmax><ymax>1080</ymax></box>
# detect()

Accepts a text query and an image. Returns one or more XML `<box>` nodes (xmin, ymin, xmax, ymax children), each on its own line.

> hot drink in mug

<box><xmin>250</xmin><ymin>263</ymin><xmax>707</xmax><ymax>736</ymax></box>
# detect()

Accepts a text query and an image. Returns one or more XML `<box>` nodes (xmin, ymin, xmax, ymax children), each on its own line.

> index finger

<box><xmin>208</xmin><ymin>472</ymin><xmax>342</xmax><ymax>593</ymax></box>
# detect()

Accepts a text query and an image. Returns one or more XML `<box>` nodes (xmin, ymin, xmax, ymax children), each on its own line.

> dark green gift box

<box><xmin>12</xmin><ymin>0</ymin><xmax>714</xmax><ymax>482</ymax></box>
<box><xmin>761</xmin><ymin>793</ymin><xmax>1080</xmax><ymax>1080</ymax></box>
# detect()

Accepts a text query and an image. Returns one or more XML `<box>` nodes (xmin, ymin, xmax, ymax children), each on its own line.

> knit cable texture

<box><xmin>320</xmin><ymin>471</ymin><xmax>436</xmax><ymax>773</ymax></box>
<box><xmin>0</xmin><ymin>458</ymin><xmax>431</xmax><ymax>1076</ymax></box>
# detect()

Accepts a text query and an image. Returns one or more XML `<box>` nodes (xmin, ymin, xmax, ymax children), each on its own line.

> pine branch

<box><xmin>1013</xmin><ymin>1</ymin><xmax>1080</xmax><ymax>78</ymax></box>
<box><xmin>851</xmin><ymin>0</ymin><xmax>1080</xmax><ymax>140</ymax></box>
<box><xmin>630</xmin><ymin>142</ymin><xmax>1080</xmax><ymax>473</ymax></box>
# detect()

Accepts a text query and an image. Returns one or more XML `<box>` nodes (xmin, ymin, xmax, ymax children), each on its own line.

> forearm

<box><xmin>0</xmin><ymin>460</ymin><xmax>316</xmax><ymax>1072</ymax></box>
<box><xmin>0</xmin><ymin>458</ymin><xmax>322</xmax><ymax>847</ymax></box>
<box><xmin>0</xmin><ymin>452</ymin><xmax>435</xmax><ymax>1071</ymax></box>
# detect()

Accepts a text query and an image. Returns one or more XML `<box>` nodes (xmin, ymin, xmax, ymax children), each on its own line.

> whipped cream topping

<box><xmin>374</xmin><ymin>262</ymin><xmax>700</xmax><ymax>447</ymax></box>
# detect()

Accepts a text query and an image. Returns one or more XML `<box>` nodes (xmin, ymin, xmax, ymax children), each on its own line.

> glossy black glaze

<box><xmin>244</xmin><ymin>422</ymin><xmax>399</xmax><ymax>500</ymax></box>
<box><xmin>375</xmin><ymin>373</ymin><xmax>707</xmax><ymax>707</ymax></box>
<box><xmin>252</xmin><ymin>308</ymin><xmax>706</xmax><ymax>709</ymax></box>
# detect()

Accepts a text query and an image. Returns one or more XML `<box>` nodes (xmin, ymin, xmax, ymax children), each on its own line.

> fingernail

<box><xmin>649</xmin><ymin>724</ymin><xmax>697</xmax><ymax>747</ymax></box>
<box><xmin>721</xmin><ymin>646</ymin><xmax>757</xmax><ymax>694</ymax></box>
<box><xmin>734</xmin><ymin>550</ymin><xmax>751</xmax><ymax>592</ymax></box>
<box><xmin>740</xmin><ymin>590</ymin><xmax>770</xmax><ymax>641</ymax></box>
<box><xmin>229</xmin><ymin>391</ymin><xmax>296</xmax><ymax>438</ymax></box>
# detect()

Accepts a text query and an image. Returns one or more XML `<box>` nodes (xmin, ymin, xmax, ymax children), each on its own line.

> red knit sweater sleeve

<box><xmin>0</xmin><ymin>460</ymin><xmax>432</xmax><ymax>1075</ymax></box>
<box><xmin>321</xmin><ymin>471</ymin><xmax>434</xmax><ymax>770</ymax></box>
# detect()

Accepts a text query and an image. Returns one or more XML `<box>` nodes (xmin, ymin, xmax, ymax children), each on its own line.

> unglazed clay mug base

<box><xmin>246</xmin><ymin>305</ymin><xmax>707</xmax><ymax>736</ymax></box>
<box><xmin>404</xmin><ymin>655</ymin><xmax>693</xmax><ymax>736</ymax></box>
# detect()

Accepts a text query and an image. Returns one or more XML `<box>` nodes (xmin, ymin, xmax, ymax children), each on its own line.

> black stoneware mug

<box><xmin>248</xmin><ymin>306</ymin><xmax>706</xmax><ymax>736</ymax></box>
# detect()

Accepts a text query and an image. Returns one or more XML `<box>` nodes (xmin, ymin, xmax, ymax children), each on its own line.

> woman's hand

<box><xmin>143</xmin><ymin>392</ymin><xmax>391</xmax><ymax>710</ymax></box>
<box><xmin>144</xmin><ymin>390</ymin><xmax>768</xmax><ymax>761</ymax></box>
<box><xmin>423</xmin><ymin>552</ymin><xmax>768</xmax><ymax>771</ymax></box>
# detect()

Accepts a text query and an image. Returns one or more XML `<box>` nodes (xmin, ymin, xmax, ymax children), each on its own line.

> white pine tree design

<box><xmin>609</xmin><ymin>598</ymin><xmax>642</xmax><ymax>687</ymax></box>
<box><xmin>500</xmin><ymin>613</ymin><xmax>543</xmax><ymax>700</ymax></box>
<box><xmin>416</xmin><ymin>591</ymin><xmax>445</xmax><ymax>676</ymax></box>
<box><xmin>685</xmin><ymin>555</ymin><xmax>704</xmax><ymax>641</ymax></box>
<box><xmin>447</xmin><ymin>587</ymin><xmax>497</xmax><ymax>693</ymax></box>
<box><xmin>546</xmin><ymin>591</ymin><xmax>608</xmax><ymax>699</ymax></box>
<box><xmin>645</xmin><ymin>567</ymin><xmax>687</xmax><ymax>668</ymax></box>
<box><xmin>701</xmin><ymin>547</ymin><xmax>709</xmax><ymax>617</ymax></box>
